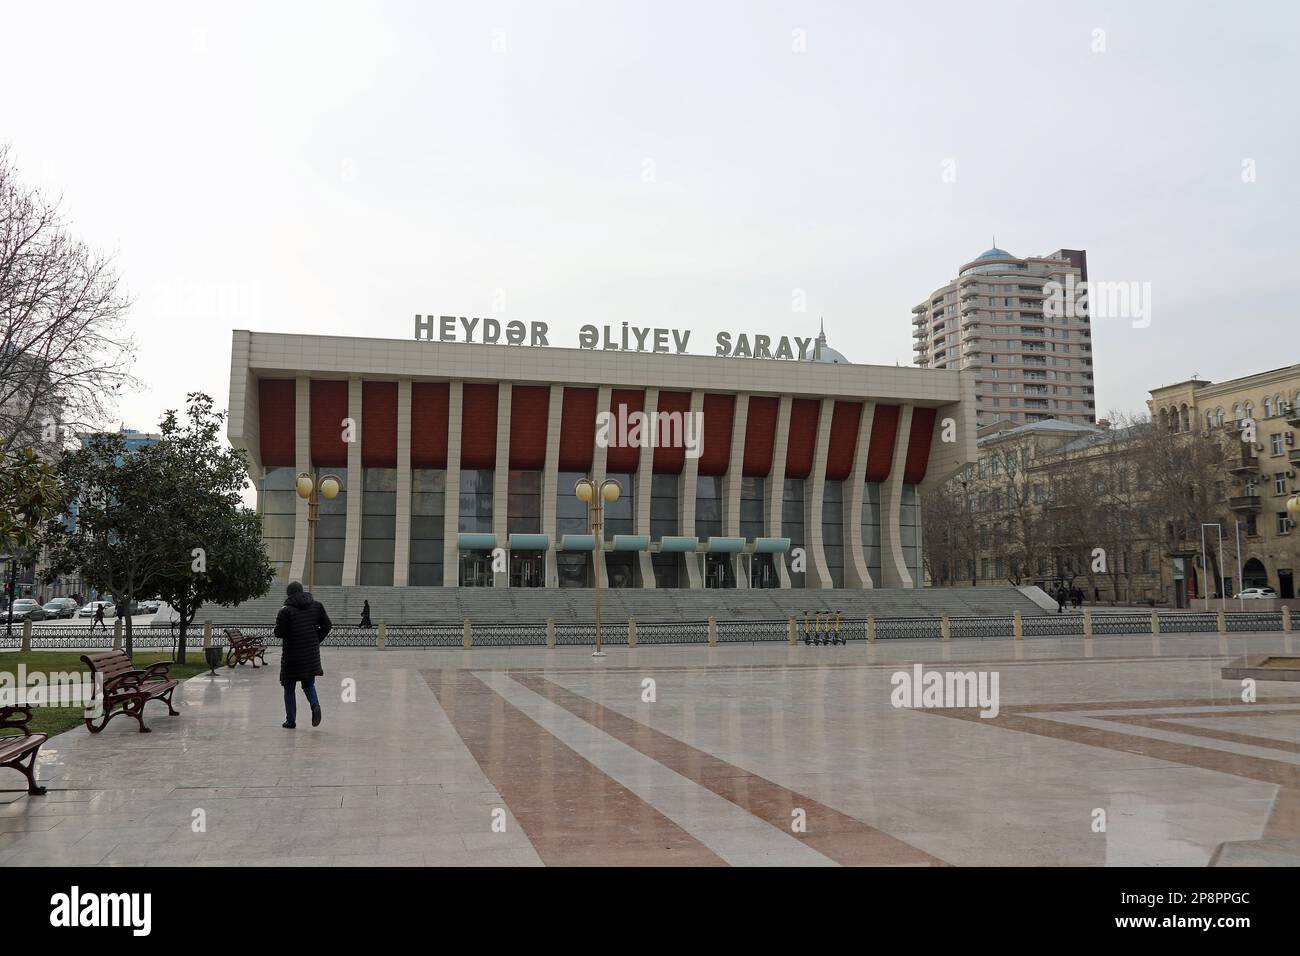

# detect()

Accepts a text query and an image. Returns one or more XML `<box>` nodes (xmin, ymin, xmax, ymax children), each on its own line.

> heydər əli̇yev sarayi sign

<box><xmin>414</xmin><ymin>315</ymin><xmax>817</xmax><ymax>361</ymax></box>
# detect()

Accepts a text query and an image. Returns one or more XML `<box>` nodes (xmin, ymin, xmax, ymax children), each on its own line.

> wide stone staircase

<box><xmin>210</xmin><ymin>586</ymin><xmax>1050</xmax><ymax>626</ymax></box>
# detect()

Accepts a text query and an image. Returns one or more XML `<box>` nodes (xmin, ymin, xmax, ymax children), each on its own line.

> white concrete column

<box><xmin>844</xmin><ymin>402</ymin><xmax>876</xmax><ymax>589</ymax></box>
<box><xmin>392</xmin><ymin>379</ymin><xmax>412</xmax><ymax>587</ymax></box>
<box><xmin>442</xmin><ymin>381</ymin><xmax>463</xmax><ymax>587</ymax></box>
<box><xmin>880</xmin><ymin>404</ymin><xmax>915</xmax><ymax>588</ymax></box>
<box><xmin>803</xmin><ymin>398</ymin><xmax>836</xmax><ymax>589</ymax></box>
<box><xmin>541</xmin><ymin>385</ymin><xmax>563</xmax><ymax>588</ymax></box>
<box><xmin>493</xmin><ymin>383</ymin><xmax>512</xmax><ymax>587</ymax></box>
<box><xmin>678</xmin><ymin>390</ymin><xmax>706</xmax><ymax>588</ymax></box>
<box><xmin>341</xmin><ymin>377</ymin><xmax>363</xmax><ymax>586</ymax></box>
<box><xmin>724</xmin><ymin>394</ymin><xmax>749</xmax><ymax>589</ymax></box>
<box><xmin>635</xmin><ymin>387</ymin><xmax>658</xmax><ymax>589</ymax></box>
<box><xmin>288</xmin><ymin>376</ymin><xmax>311</xmax><ymax>582</ymax></box>
<box><xmin>766</xmin><ymin>394</ymin><xmax>793</xmax><ymax>588</ymax></box>
<box><xmin>590</xmin><ymin>386</ymin><xmax>613</xmax><ymax>589</ymax></box>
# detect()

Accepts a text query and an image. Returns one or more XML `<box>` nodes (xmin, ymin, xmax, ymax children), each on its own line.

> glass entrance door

<box><xmin>459</xmin><ymin>551</ymin><xmax>493</xmax><ymax>587</ymax></box>
<box><xmin>751</xmin><ymin>554</ymin><xmax>777</xmax><ymax>588</ymax></box>
<box><xmin>705</xmin><ymin>554</ymin><xmax>735</xmax><ymax>589</ymax></box>
<box><xmin>510</xmin><ymin>552</ymin><xmax>544</xmax><ymax>588</ymax></box>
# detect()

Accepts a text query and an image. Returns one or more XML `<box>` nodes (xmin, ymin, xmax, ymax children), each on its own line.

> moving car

<box><xmin>1235</xmin><ymin>587</ymin><xmax>1277</xmax><ymax>600</ymax></box>
<box><xmin>78</xmin><ymin>601</ymin><xmax>116</xmax><ymax>619</ymax></box>
<box><xmin>42</xmin><ymin>598</ymin><xmax>79</xmax><ymax>619</ymax></box>
<box><xmin>4</xmin><ymin>599</ymin><xmax>47</xmax><ymax>622</ymax></box>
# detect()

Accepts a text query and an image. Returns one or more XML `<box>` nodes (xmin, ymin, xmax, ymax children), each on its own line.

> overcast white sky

<box><xmin>3</xmin><ymin>0</ymin><xmax>1297</xmax><ymax>435</ymax></box>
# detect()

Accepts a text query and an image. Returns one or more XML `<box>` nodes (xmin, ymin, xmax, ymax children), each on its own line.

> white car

<box><xmin>1235</xmin><ymin>587</ymin><xmax>1277</xmax><ymax>600</ymax></box>
<box><xmin>78</xmin><ymin>601</ymin><xmax>117</xmax><ymax>618</ymax></box>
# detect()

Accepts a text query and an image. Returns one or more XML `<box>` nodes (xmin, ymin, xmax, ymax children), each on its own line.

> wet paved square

<box><xmin>2</xmin><ymin>631</ymin><xmax>1298</xmax><ymax>866</ymax></box>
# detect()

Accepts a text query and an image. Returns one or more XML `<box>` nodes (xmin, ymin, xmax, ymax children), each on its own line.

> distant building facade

<box><xmin>912</xmin><ymin>246</ymin><xmax>1096</xmax><ymax>428</ymax></box>
<box><xmin>1149</xmin><ymin>364</ymin><xmax>1300</xmax><ymax>600</ymax></box>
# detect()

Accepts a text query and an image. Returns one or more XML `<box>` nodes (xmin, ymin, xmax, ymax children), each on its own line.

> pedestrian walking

<box><xmin>92</xmin><ymin>604</ymin><xmax>106</xmax><ymax>632</ymax></box>
<box><xmin>1055</xmin><ymin>585</ymin><xmax>1068</xmax><ymax>614</ymax></box>
<box><xmin>359</xmin><ymin>599</ymin><xmax>372</xmax><ymax>628</ymax></box>
<box><xmin>274</xmin><ymin>581</ymin><xmax>332</xmax><ymax>729</ymax></box>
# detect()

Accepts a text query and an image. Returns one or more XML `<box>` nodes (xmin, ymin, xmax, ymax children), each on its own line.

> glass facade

<box><xmin>259</xmin><ymin>466</ymin><xmax>297</xmax><ymax>583</ymax></box>
<box><xmin>739</xmin><ymin>477</ymin><xmax>765</xmax><ymax>539</ymax></box>
<box><xmin>312</xmin><ymin>469</ymin><xmax>346</xmax><ymax>587</ymax></box>
<box><xmin>901</xmin><ymin>483</ymin><xmax>923</xmax><ymax>584</ymax></box>
<box><xmin>694</xmin><ymin>475</ymin><xmax>723</xmax><ymax>539</ymax></box>
<box><xmin>782</xmin><ymin>479</ymin><xmax>805</xmax><ymax>588</ymax></box>
<box><xmin>359</xmin><ymin>467</ymin><xmax>396</xmax><ymax>586</ymax></box>
<box><xmin>862</xmin><ymin>482</ymin><xmax>882</xmax><ymax>585</ymax></box>
<box><xmin>556</xmin><ymin>470</ymin><xmax>591</xmax><ymax>587</ymax></box>
<box><xmin>821</xmin><ymin>479</ymin><xmax>844</xmax><ymax>587</ymax></box>
<box><xmin>409</xmin><ymin>469</ymin><xmax>445</xmax><ymax>586</ymax></box>
<box><xmin>458</xmin><ymin>469</ymin><xmax>494</xmax><ymax>533</ymax></box>
<box><xmin>603</xmin><ymin>472</ymin><xmax>634</xmax><ymax>540</ymax></box>
<box><xmin>507</xmin><ymin>470</ymin><xmax>541</xmax><ymax>535</ymax></box>
<box><xmin>650</xmin><ymin>473</ymin><xmax>681</xmax><ymax>587</ymax></box>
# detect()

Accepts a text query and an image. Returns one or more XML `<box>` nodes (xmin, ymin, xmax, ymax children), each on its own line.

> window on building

<box><xmin>1275</xmin><ymin>473</ymin><xmax>1287</xmax><ymax>496</ymax></box>
<box><xmin>1279</xmin><ymin>512</ymin><xmax>1292</xmax><ymax>535</ymax></box>
<box><xmin>1271</xmin><ymin>433</ymin><xmax>1283</xmax><ymax>456</ymax></box>
<box><xmin>1264</xmin><ymin>398</ymin><xmax>1273</xmax><ymax>418</ymax></box>
<box><xmin>1245</xmin><ymin>513</ymin><xmax>1258</xmax><ymax>536</ymax></box>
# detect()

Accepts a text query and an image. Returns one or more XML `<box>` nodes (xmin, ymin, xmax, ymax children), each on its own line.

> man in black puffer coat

<box><xmin>274</xmin><ymin>581</ymin><xmax>332</xmax><ymax>729</ymax></box>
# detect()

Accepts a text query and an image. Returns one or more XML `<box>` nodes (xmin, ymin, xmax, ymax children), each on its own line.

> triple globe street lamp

<box><xmin>296</xmin><ymin>472</ymin><xmax>343</xmax><ymax>592</ymax></box>
<box><xmin>574</xmin><ymin>476</ymin><xmax>622</xmax><ymax>658</ymax></box>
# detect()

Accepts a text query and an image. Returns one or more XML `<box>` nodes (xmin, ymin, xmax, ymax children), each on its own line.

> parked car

<box><xmin>1235</xmin><ymin>587</ymin><xmax>1277</xmax><ymax>600</ymax></box>
<box><xmin>42</xmin><ymin>598</ymin><xmax>79</xmax><ymax>619</ymax></box>
<box><xmin>78</xmin><ymin>601</ymin><xmax>116</xmax><ymax>619</ymax></box>
<box><xmin>140</xmin><ymin>600</ymin><xmax>161</xmax><ymax>614</ymax></box>
<box><xmin>5</xmin><ymin>599</ymin><xmax>47</xmax><ymax>622</ymax></box>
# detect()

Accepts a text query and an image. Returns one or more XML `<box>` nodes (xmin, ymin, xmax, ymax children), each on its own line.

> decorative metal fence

<box><xmin>0</xmin><ymin>609</ymin><xmax>1290</xmax><ymax>651</ymax></box>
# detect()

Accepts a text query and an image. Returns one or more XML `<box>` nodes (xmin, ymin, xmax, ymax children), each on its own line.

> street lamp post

<box><xmin>295</xmin><ymin>472</ymin><xmax>343</xmax><ymax>592</ymax></box>
<box><xmin>574</xmin><ymin>476</ymin><xmax>621</xmax><ymax>658</ymax></box>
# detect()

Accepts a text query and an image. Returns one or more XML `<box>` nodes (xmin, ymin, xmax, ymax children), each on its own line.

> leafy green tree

<box><xmin>147</xmin><ymin>394</ymin><xmax>274</xmax><ymax>663</ymax></box>
<box><xmin>42</xmin><ymin>393</ymin><xmax>274</xmax><ymax>658</ymax></box>
<box><xmin>42</xmin><ymin>431</ymin><xmax>165</xmax><ymax>654</ymax></box>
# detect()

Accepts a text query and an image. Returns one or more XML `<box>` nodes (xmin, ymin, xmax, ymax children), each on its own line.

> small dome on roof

<box><xmin>976</xmin><ymin>246</ymin><xmax>1015</xmax><ymax>260</ymax></box>
<box><xmin>812</xmin><ymin>320</ymin><xmax>848</xmax><ymax>363</ymax></box>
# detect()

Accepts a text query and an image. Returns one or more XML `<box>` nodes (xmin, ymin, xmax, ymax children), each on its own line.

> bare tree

<box><xmin>0</xmin><ymin>144</ymin><xmax>136</xmax><ymax>454</ymax></box>
<box><xmin>921</xmin><ymin>473</ymin><xmax>979</xmax><ymax>586</ymax></box>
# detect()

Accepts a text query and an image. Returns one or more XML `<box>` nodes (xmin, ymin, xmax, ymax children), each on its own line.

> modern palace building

<box><xmin>228</xmin><ymin>327</ymin><xmax>975</xmax><ymax>592</ymax></box>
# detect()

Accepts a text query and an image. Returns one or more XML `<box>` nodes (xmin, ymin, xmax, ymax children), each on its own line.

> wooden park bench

<box><xmin>223</xmin><ymin>628</ymin><xmax>268</xmax><ymax>668</ymax></box>
<box><xmin>79</xmin><ymin>650</ymin><xmax>180</xmax><ymax>734</ymax></box>
<box><xmin>0</xmin><ymin>706</ymin><xmax>47</xmax><ymax>794</ymax></box>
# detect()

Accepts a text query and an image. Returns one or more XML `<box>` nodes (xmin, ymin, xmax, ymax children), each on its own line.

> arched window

<box><xmin>1215</xmin><ymin>408</ymin><xmax>1225</xmax><ymax>427</ymax></box>
<box><xmin>1264</xmin><ymin>398</ymin><xmax>1272</xmax><ymax>418</ymax></box>
<box><xmin>1244</xmin><ymin>401</ymin><xmax>1254</xmax><ymax>421</ymax></box>
<box><xmin>1180</xmin><ymin>405</ymin><xmax>1190</xmax><ymax>432</ymax></box>
<box><xmin>1159</xmin><ymin>408</ymin><xmax>1169</xmax><ymax>431</ymax></box>
<box><xmin>1234</xmin><ymin>403</ymin><xmax>1243</xmax><ymax>422</ymax></box>
<box><xmin>1206</xmin><ymin>411</ymin><xmax>1214</xmax><ymax>431</ymax></box>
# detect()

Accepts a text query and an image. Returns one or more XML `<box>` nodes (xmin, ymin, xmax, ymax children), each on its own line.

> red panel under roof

<box><xmin>310</xmin><ymin>380</ymin><xmax>349</xmax><ymax>468</ymax></box>
<box><xmin>258</xmin><ymin>379</ymin><xmax>295</xmax><ymax>467</ymax></box>
<box><xmin>509</xmin><ymin>385</ymin><xmax>551</xmax><ymax>471</ymax></box>
<box><xmin>605</xmin><ymin>388</ymin><xmax>645</xmax><ymax>473</ymax></box>
<box><xmin>651</xmin><ymin>391</ymin><xmax>691</xmax><ymax>474</ymax></box>
<box><xmin>742</xmin><ymin>396</ymin><xmax>779</xmax><ymax>477</ymax></box>
<box><xmin>361</xmin><ymin>381</ymin><xmax>397</xmax><ymax>468</ymax></box>
<box><xmin>698</xmin><ymin>393</ymin><xmax>735</xmax><ymax>477</ymax></box>
<box><xmin>903</xmin><ymin>407</ymin><xmax>938</xmax><ymax>484</ymax></box>
<box><xmin>558</xmin><ymin>387</ymin><xmax>598</xmax><ymax>473</ymax></box>
<box><xmin>784</xmin><ymin>398</ymin><xmax>820</xmax><ymax>479</ymax></box>
<box><xmin>460</xmin><ymin>383</ymin><xmax>499</xmax><ymax>470</ymax></box>
<box><xmin>864</xmin><ymin>404</ymin><xmax>900</xmax><ymax>482</ymax></box>
<box><xmin>825</xmin><ymin>401</ymin><xmax>863</xmax><ymax>481</ymax></box>
<box><xmin>410</xmin><ymin>382</ymin><xmax>449</xmax><ymax>468</ymax></box>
